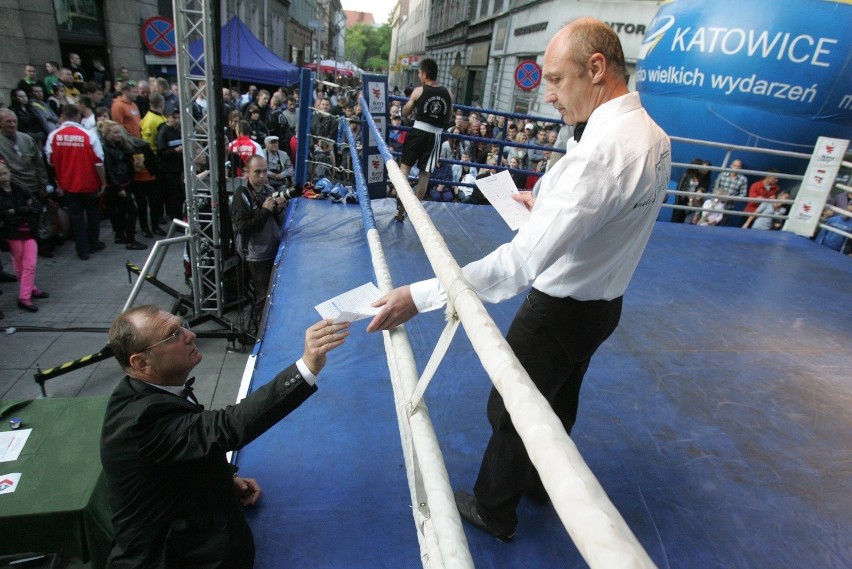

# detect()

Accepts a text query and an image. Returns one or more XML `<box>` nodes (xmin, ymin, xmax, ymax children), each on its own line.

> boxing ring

<box><xmin>233</xmin><ymin>188</ymin><xmax>852</xmax><ymax>566</ymax></box>
<box><xmin>218</xmin><ymin>73</ymin><xmax>852</xmax><ymax>566</ymax></box>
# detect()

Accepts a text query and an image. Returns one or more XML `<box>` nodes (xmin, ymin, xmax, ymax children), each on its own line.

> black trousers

<box><xmin>161</xmin><ymin>175</ymin><xmax>185</xmax><ymax>222</ymax></box>
<box><xmin>473</xmin><ymin>289</ymin><xmax>622</xmax><ymax>533</ymax></box>
<box><xmin>246</xmin><ymin>259</ymin><xmax>274</xmax><ymax>331</ymax></box>
<box><xmin>131</xmin><ymin>180</ymin><xmax>163</xmax><ymax>231</ymax></box>
<box><xmin>65</xmin><ymin>192</ymin><xmax>100</xmax><ymax>256</ymax></box>
<box><xmin>106</xmin><ymin>189</ymin><xmax>138</xmax><ymax>241</ymax></box>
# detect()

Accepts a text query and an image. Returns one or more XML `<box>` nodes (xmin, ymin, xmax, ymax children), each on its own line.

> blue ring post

<box><xmin>295</xmin><ymin>68</ymin><xmax>313</xmax><ymax>186</ymax></box>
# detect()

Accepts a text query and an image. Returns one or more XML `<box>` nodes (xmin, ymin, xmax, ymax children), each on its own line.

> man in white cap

<box><xmin>263</xmin><ymin>135</ymin><xmax>294</xmax><ymax>190</ymax></box>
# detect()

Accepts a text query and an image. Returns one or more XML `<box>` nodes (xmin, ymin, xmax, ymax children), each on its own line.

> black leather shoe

<box><xmin>31</xmin><ymin>290</ymin><xmax>50</xmax><ymax>299</ymax></box>
<box><xmin>141</xmin><ymin>229</ymin><xmax>154</xmax><ymax>238</ymax></box>
<box><xmin>126</xmin><ymin>241</ymin><xmax>148</xmax><ymax>250</ymax></box>
<box><xmin>0</xmin><ymin>271</ymin><xmax>17</xmax><ymax>283</ymax></box>
<box><xmin>152</xmin><ymin>226</ymin><xmax>167</xmax><ymax>236</ymax></box>
<box><xmin>454</xmin><ymin>491</ymin><xmax>514</xmax><ymax>542</ymax></box>
<box><xmin>91</xmin><ymin>241</ymin><xmax>106</xmax><ymax>252</ymax></box>
<box><xmin>18</xmin><ymin>300</ymin><xmax>38</xmax><ymax>312</ymax></box>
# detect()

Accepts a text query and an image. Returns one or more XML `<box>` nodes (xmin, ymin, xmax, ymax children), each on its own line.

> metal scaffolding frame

<box><xmin>172</xmin><ymin>0</ymin><xmax>233</xmax><ymax>320</ymax></box>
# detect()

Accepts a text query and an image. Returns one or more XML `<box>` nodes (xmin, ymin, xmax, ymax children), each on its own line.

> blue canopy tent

<box><xmin>189</xmin><ymin>16</ymin><xmax>299</xmax><ymax>86</ymax></box>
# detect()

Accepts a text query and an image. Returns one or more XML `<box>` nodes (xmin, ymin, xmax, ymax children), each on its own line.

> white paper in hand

<box><xmin>475</xmin><ymin>170</ymin><xmax>532</xmax><ymax>230</ymax></box>
<box><xmin>315</xmin><ymin>282</ymin><xmax>382</xmax><ymax>323</ymax></box>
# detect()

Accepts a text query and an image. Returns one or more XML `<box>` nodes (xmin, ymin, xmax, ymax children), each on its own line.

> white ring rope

<box><xmin>366</xmin><ymin>104</ymin><xmax>656</xmax><ymax>567</ymax></box>
<box><xmin>367</xmin><ymin>228</ymin><xmax>475</xmax><ymax>569</ymax></box>
<box><xmin>341</xmin><ymin>119</ymin><xmax>474</xmax><ymax>568</ymax></box>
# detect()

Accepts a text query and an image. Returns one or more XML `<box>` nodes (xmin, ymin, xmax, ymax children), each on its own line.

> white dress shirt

<box><xmin>411</xmin><ymin>92</ymin><xmax>671</xmax><ymax>311</ymax></box>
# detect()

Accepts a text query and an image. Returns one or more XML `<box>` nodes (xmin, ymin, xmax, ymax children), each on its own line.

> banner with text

<box><xmin>636</xmin><ymin>0</ymin><xmax>851</xmax><ymax>124</ymax></box>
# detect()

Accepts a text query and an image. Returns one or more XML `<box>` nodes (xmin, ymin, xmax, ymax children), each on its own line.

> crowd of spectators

<box><xmin>669</xmin><ymin>154</ymin><xmax>851</xmax><ymax>254</ymax></box>
<box><xmin>392</xmin><ymin>84</ymin><xmax>850</xmax><ymax>255</ymax></box>
<box><xmin>387</xmin><ymin>95</ymin><xmax>567</xmax><ymax>204</ymax></box>
<box><xmin>0</xmin><ymin>56</ymin><xmax>218</xmax><ymax>317</ymax></box>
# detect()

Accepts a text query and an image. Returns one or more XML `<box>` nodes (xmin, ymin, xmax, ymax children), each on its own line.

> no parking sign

<box><xmin>141</xmin><ymin>16</ymin><xmax>176</xmax><ymax>57</ymax></box>
<box><xmin>514</xmin><ymin>60</ymin><xmax>542</xmax><ymax>92</ymax></box>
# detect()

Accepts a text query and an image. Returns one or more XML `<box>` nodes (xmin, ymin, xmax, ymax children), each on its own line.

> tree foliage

<box><xmin>344</xmin><ymin>23</ymin><xmax>391</xmax><ymax>71</ymax></box>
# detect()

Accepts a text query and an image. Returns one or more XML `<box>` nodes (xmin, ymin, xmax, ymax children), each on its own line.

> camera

<box><xmin>272</xmin><ymin>186</ymin><xmax>302</xmax><ymax>200</ymax></box>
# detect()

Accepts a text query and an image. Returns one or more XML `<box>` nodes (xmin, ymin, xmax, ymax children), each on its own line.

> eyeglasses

<box><xmin>139</xmin><ymin>320</ymin><xmax>191</xmax><ymax>353</ymax></box>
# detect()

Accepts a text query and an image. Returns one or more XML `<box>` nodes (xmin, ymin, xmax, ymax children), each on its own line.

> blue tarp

<box><xmin>189</xmin><ymin>16</ymin><xmax>299</xmax><ymax>86</ymax></box>
<box><xmin>240</xmin><ymin>198</ymin><xmax>852</xmax><ymax>567</ymax></box>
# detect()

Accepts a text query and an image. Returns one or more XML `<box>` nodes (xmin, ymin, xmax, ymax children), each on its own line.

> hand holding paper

<box><xmin>475</xmin><ymin>170</ymin><xmax>532</xmax><ymax>230</ymax></box>
<box><xmin>316</xmin><ymin>282</ymin><xmax>383</xmax><ymax>323</ymax></box>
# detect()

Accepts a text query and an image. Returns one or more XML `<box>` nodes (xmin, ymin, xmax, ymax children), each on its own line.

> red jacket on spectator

<box><xmin>45</xmin><ymin>121</ymin><xmax>104</xmax><ymax>193</ymax></box>
<box><xmin>227</xmin><ymin>135</ymin><xmax>263</xmax><ymax>177</ymax></box>
<box><xmin>744</xmin><ymin>178</ymin><xmax>779</xmax><ymax>213</ymax></box>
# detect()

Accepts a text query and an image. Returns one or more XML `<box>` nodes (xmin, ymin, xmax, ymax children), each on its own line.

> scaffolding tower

<box><xmin>172</xmin><ymin>1</ymin><xmax>235</xmax><ymax>322</ymax></box>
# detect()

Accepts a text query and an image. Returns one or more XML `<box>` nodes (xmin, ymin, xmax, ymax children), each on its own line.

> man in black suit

<box><xmin>101</xmin><ymin>305</ymin><xmax>350</xmax><ymax>568</ymax></box>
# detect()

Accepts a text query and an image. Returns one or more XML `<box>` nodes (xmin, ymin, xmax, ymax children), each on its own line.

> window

<box><xmin>479</xmin><ymin>0</ymin><xmax>490</xmax><ymax>18</ymax></box>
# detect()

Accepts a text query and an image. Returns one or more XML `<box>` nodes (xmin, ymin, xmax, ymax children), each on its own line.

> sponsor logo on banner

<box><xmin>815</xmin><ymin>140</ymin><xmax>841</xmax><ymax>165</ymax></box>
<box><xmin>368</xmin><ymin>154</ymin><xmax>384</xmax><ymax>183</ymax></box>
<box><xmin>370</xmin><ymin>116</ymin><xmax>385</xmax><ymax>148</ymax></box>
<box><xmin>790</xmin><ymin>198</ymin><xmax>818</xmax><ymax>223</ymax></box>
<box><xmin>811</xmin><ymin>168</ymin><xmax>828</xmax><ymax>187</ymax></box>
<box><xmin>368</xmin><ymin>82</ymin><xmax>386</xmax><ymax>114</ymax></box>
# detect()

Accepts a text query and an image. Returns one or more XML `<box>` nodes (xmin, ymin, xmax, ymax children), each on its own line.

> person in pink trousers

<box><xmin>0</xmin><ymin>160</ymin><xmax>48</xmax><ymax>312</ymax></box>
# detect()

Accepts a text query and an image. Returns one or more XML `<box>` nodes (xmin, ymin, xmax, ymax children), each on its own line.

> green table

<box><xmin>0</xmin><ymin>397</ymin><xmax>113</xmax><ymax>568</ymax></box>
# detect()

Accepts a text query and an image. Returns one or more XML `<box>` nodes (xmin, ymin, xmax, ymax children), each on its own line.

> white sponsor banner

<box><xmin>784</xmin><ymin>137</ymin><xmax>849</xmax><ymax>237</ymax></box>
<box><xmin>367</xmin><ymin>82</ymin><xmax>386</xmax><ymax>114</ymax></box>
<box><xmin>367</xmin><ymin>153</ymin><xmax>384</xmax><ymax>184</ymax></box>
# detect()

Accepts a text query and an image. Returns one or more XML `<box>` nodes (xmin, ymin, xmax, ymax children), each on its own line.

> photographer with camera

<box><xmin>263</xmin><ymin>135</ymin><xmax>294</xmax><ymax>191</ymax></box>
<box><xmin>231</xmin><ymin>154</ymin><xmax>288</xmax><ymax>333</ymax></box>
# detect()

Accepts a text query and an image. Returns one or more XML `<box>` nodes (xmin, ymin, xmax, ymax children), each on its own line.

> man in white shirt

<box><xmin>367</xmin><ymin>18</ymin><xmax>671</xmax><ymax>542</ymax></box>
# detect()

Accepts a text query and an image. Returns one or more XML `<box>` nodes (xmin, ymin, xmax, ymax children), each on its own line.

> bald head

<box><xmin>543</xmin><ymin>18</ymin><xmax>629</xmax><ymax>125</ymax></box>
<box><xmin>560</xmin><ymin>18</ymin><xmax>626</xmax><ymax>81</ymax></box>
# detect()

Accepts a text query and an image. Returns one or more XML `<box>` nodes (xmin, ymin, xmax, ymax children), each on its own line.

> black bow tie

<box><xmin>573</xmin><ymin>122</ymin><xmax>587</xmax><ymax>142</ymax></box>
<box><xmin>182</xmin><ymin>377</ymin><xmax>198</xmax><ymax>403</ymax></box>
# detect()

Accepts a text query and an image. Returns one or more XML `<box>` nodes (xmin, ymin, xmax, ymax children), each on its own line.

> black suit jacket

<box><xmin>100</xmin><ymin>363</ymin><xmax>317</xmax><ymax>569</ymax></box>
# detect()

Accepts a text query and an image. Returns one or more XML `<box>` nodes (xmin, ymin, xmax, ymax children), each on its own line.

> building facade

<box><xmin>389</xmin><ymin>0</ymin><xmax>661</xmax><ymax>115</ymax></box>
<box><xmin>0</xmin><ymin>0</ymin><xmax>344</xmax><ymax>98</ymax></box>
<box><xmin>390</xmin><ymin>0</ymin><xmax>430</xmax><ymax>91</ymax></box>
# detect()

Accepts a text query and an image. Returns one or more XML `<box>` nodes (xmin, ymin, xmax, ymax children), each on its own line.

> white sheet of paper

<box><xmin>315</xmin><ymin>282</ymin><xmax>382</xmax><ymax>323</ymax></box>
<box><xmin>475</xmin><ymin>170</ymin><xmax>532</xmax><ymax>231</ymax></box>
<box><xmin>0</xmin><ymin>428</ymin><xmax>31</xmax><ymax>463</ymax></box>
<box><xmin>0</xmin><ymin>472</ymin><xmax>22</xmax><ymax>494</ymax></box>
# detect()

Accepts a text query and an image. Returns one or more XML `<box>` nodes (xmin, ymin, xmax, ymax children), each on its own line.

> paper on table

<box><xmin>475</xmin><ymin>170</ymin><xmax>532</xmax><ymax>231</ymax></box>
<box><xmin>0</xmin><ymin>472</ymin><xmax>22</xmax><ymax>494</ymax></box>
<box><xmin>315</xmin><ymin>282</ymin><xmax>382</xmax><ymax>323</ymax></box>
<box><xmin>0</xmin><ymin>428</ymin><xmax>32</xmax><ymax>463</ymax></box>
